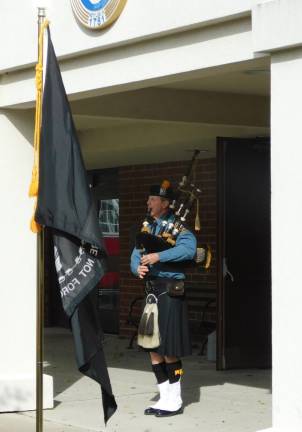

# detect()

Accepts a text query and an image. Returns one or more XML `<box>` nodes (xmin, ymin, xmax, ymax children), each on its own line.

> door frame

<box><xmin>216</xmin><ymin>136</ymin><xmax>226</xmax><ymax>370</ymax></box>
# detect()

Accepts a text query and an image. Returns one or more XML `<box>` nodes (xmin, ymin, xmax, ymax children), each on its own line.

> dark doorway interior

<box><xmin>217</xmin><ymin>137</ymin><xmax>271</xmax><ymax>370</ymax></box>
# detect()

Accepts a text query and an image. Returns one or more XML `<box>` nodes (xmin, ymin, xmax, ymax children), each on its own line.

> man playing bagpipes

<box><xmin>130</xmin><ymin>180</ymin><xmax>197</xmax><ymax>417</ymax></box>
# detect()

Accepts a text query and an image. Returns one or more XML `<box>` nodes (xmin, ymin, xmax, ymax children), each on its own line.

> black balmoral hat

<box><xmin>149</xmin><ymin>179</ymin><xmax>174</xmax><ymax>200</ymax></box>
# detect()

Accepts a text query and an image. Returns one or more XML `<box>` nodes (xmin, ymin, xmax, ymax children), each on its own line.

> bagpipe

<box><xmin>135</xmin><ymin>150</ymin><xmax>212</xmax><ymax>270</ymax></box>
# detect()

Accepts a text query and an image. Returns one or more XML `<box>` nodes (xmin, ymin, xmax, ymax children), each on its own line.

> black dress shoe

<box><xmin>155</xmin><ymin>407</ymin><xmax>183</xmax><ymax>417</ymax></box>
<box><xmin>144</xmin><ymin>407</ymin><xmax>159</xmax><ymax>415</ymax></box>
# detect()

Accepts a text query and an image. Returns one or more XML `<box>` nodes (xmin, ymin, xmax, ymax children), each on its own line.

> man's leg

<box><xmin>144</xmin><ymin>352</ymin><xmax>169</xmax><ymax>415</ymax></box>
<box><xmin>155</xmin><ymin>355</ymin><xmax>183</xmax><ymax>417</ymax></box>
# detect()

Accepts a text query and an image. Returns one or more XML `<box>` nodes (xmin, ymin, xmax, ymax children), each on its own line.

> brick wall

<box><xmin>118</xmin><ymin>158</ymin><xmax>217</xmax><ymax>339</ymax></box>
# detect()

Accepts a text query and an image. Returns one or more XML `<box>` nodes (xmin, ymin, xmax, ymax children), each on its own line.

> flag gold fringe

<box><xmin>30</xmin><ymin>203</ymin><xmax>40</xmax><ymax>233</ymax></box>
<box><xmin>29</xmin><ymin>20</ymin><xmax>49</xmax><ymax>233</ymax></box>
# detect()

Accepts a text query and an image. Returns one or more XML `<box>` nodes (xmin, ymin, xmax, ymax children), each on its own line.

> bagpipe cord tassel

<box><xmin>195</xmin><ymin>198</ymin><xmax>201</xmax><ymax>231</ymax></box>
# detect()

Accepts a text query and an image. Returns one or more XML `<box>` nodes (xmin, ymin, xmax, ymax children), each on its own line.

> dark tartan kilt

<box><xmin>144</xmin><ymin>282</ymin><xmax>192</xmax><ymax>358</ymax></box>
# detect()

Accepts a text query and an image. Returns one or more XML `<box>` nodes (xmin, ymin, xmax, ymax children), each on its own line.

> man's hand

<box><xmin>137</xmin><ymin>265</ymin><xmax>149</xmax><ymax>279</ymax></box>
<box><xmin>140</xmin><ymin>253</ymin><xmax>160</xmax><ymax>266</ymax></box>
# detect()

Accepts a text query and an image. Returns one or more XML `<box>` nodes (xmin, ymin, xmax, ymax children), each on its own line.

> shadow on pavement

<box><xmin>44</xmin><ymin>327</ymin><xmax>272</xmax><ymax>411</ymax></box>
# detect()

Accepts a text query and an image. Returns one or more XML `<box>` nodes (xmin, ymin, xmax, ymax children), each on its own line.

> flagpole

<box><xmin>36</xmin><ymin>8</ymin><xmax>46</xmax><ymax>432</ymax></box>
<box><xmin>36</xmin><ymin>231</ymin><xmax>44</xmax><ymax>432</ymax></box>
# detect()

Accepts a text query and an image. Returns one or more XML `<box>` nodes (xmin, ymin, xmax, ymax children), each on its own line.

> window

<box><xmin>98</xmin><ymin>198</ymin><xmax>119</xmax><ymax>237</ymax></box>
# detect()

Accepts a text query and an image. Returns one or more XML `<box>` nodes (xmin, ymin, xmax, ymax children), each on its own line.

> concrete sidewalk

<box><xmin>0</xmin><ymin>328</ymin><xmax>272</xmax><ymax>432</ymax></box>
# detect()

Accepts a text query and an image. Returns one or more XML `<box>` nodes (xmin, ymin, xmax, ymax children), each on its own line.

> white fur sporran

<box><xmin>137</xmin><ymin>294</ymin><xmax>161</xmax><ymax>349</ymax></box>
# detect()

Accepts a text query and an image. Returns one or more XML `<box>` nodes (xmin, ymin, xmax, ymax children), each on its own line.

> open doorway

<box><xmin>216</xmin><ymin>136</ymin><xmax>271</xmax><ymax>370</ymax></box>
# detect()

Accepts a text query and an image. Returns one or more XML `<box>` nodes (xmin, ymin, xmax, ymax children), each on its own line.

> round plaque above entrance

<box><xmin>70</xmin><ymin>0</ymin><xmax>127</xmax><ymax>30</ymax></box>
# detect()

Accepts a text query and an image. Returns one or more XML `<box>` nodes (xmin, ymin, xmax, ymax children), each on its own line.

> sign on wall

<box><xmin>70</xmin><ymin>0</ymin><xmax>127</xmax><ymax>30</ymax></box>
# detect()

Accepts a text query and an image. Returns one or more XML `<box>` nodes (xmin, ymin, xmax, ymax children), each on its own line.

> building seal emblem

<box><xmin>70</xmin><ymin>0</ymin><xmax>127</xmax><ymax>30</ymax></box>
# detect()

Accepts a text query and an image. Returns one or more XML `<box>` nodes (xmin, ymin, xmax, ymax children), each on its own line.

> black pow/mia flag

<box><xmin>35</xmin><ymin>28</ymin><xmax>117</xmax><ymax>424</ymax></box>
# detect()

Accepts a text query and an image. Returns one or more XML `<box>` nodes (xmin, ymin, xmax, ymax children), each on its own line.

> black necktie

<box><xmin>151</xmin><ymin>221</ymin><xmax>157</xmax><ymax>235</ymax></box>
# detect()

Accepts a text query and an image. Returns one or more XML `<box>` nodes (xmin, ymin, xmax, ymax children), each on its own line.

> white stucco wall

<box><xmin>1</xmin><ymin>0</ymin><xmax>252</xmax><ymax>73</ymax></box>
<box><xmin>253</xmin><ymin>4</ymin><xmax>302</xmax><ymax>431</ymax></box>
<box><xmin>0</xmin><ymin>10</ymin><xmax>255</xmax><ymax>108</ymax></box>
<box><xmin>270</xmin><ymin>48</ymin><xmax>302</xmax><ymax>432</ymax></box>
<box><xmin>0</xmin><ymin>110</ymin><xmax>53</xmax><ymax>411</ymax></box>
<box><xmin>253</xmin><ymin>0</ymin><xmax>302</xmax><ymax>53</ymax></box>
